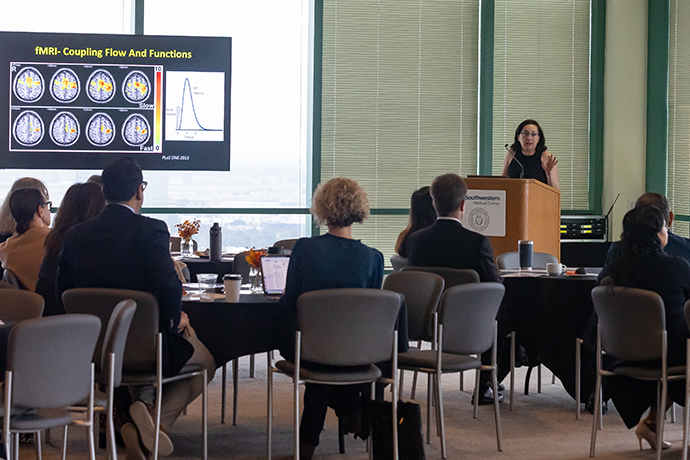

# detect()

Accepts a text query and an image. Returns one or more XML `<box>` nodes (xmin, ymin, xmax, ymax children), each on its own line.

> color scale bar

<box><xmin>154</xmin><ymin>68</ymin><xmax>163</xmax><ymax>151</ymax></box>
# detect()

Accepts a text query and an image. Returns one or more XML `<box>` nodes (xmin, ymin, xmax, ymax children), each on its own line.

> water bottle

<box><xmin>210</xmin><ymin>222</ymin><xmax>222</xmax><ymax>261</ymax></box>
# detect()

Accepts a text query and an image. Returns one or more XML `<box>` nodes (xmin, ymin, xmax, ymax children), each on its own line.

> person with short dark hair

<box><xmin>35</xmin><ymin>182</ymin><xmax>105</xmax><ymax>316</ymax></box>
<box><xmin>0</xmin><ymin>188</ymin><xmax>52</xmax><ymax>291</ymax></box>
<box><xmin>57</xmin><ymin>158</ymin><xmax>215</xmax><ymax>459</ymax></box>
<box><xmin>395</xmin><ymin>186</ymin><xmax>437</xmax><ymax>258</ymax></box>
<box><xmin>598</xmin><ymin>205</ymin><xmax>690</xmax><ymax>449</ymax></box>
<box><xmin>0</xmin><ymin>177</ymin><xmax>49</xmax><ymax>243</ymax></box>
<box><xmin>500</xmin><ymin>119</ymin><xmax>560</xmax><ymax>190</ymax></box>
<box><xmin>605</xmin><ymin>192</ymin><xmax>690</xmax><ymax>265</ymax></box>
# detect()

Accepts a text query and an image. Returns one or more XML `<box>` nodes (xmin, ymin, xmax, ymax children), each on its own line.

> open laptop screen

<box><xmin>260</xmin><ymin>255</ymin><xmax>290</xmax><ymax>295</ymax></box>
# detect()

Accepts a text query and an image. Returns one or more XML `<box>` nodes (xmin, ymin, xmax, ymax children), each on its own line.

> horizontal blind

<box><xmin>492</xmin><ymin>0</ymin><xmax>590</xmax><ymax>210</ymax></box>
<box><xmin>320</xmin><ymin>0</ymin><xmax>479</xmax><ymax>263</ymax></box>
<box><xmin>668</xmin><ymin>0</ymin><xmax>690</xmax><ymax>238</ymax></box>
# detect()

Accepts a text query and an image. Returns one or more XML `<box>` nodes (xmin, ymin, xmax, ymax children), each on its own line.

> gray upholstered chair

<box><xmin>398</xmin><ymin>283</ymin><xmax>505</xmax><ymax>458</ymax></box>
<box><xmin>272</xmin><ymin>238</ymin><xmax>299</xmax><ymax>252</ymax></box>
<box><xmin>0</xmin><ymin>289</ymin><xmax>44</xmax><ymax>322</ymax></box>
<box><xmin>495</xmin><ymin>251</ymin><xmax>558</xmax><ymax>270</ymax></box>
<box><xmin>383</xmin><ymin>271</ymin><xmax>444</xmax><ymax>401</ymax></box>
<box><xmin>61</xmin><ymin>288</ymin><xmax>208</xmax><ymax>460</ymax></box>
<box><xmin>401</xmin><ymin>266</ymin><xmax>479</xmax><ymax>290</ymax></box>
<box><xmin>3</xmin><ymin>314</ymin><xmax>101</xmax><ymax>460</ymax></box>
<box><xmin>389</xmin><ymin>254</ymin><xmax>409</xmax><ymax>273</ymax></box>
<box><xmin>267</xmin><ymin>288</ymin><xmax>402</xmax><ymax>460</ymax></box>
<box><xmin>590</xmin><ymin>286</ymin><xmax>684</xmax><ymax>459</ymax></box>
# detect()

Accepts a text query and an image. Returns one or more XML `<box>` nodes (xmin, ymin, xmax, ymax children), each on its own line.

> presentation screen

<box><xmin>0</xmin><ymin>31</ymin><xmax>231</xmax><ymax>171</ymax></box>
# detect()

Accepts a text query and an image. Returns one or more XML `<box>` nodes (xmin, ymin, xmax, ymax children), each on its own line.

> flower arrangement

<box><xmin>245</xmin><ymin>247</ymin><xmax>267</xmax><ymax>269</ymax></box>
<box><xmin>176</xmin><ymin>219</ymin><xmax>201</xmax><ymax>241</ymax></box>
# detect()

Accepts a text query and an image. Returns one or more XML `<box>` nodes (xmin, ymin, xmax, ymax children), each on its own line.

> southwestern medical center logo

<box><xmin>461</xmin><ymin>191</ymin><xmax>506</xmax><ymax>237</ymax></box>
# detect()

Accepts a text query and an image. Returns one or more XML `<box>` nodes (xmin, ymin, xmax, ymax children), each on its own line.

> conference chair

<box><xmin>61</xmin><ymin>288</ymin><xmax>208</xmax><ymax>460</ymax></box>
<box><xmin>389</xmin><ymin>254</ymin><xmax>409</xmax><ymax>273</ymax></box>
<box><xmin>3</xmin><ymin>314</ymin><xmax>101</xmax><ymax>460</ymax></box>
<box><xmin>0</xmin><ymin>289</ymin><xmax>44</xmax><ymax>322</ymax></box>
<box><xmin>397</xmin><ymin>283</ymin><xmax>505</xmax><ymax>458</ymax></box>
<box><xmin>401</xmin><ymin>266</ymin><xmax>479</xmax><ymax>393</ymax></box>
<box><xmin>62</xmin><ymin>297</ymin><xmax>137</xmax><ymax>460</ymax></box>
<box><xmin>169</xmin><ymin>236</ymin><xmax>182</xmax><ymax>252</ymax></box>
<box><xmin>497</xmin><ymin>251</ymin><xmax>559</xmax><ymax>409</ymax></box>
<box><xmin>2</xmin><ymin>269</ymin><xmax>24</xmax><ymax>290</ymax></box>
<box><xmin>590</xmin><ymin>286</ymin><xmax>685</xmax><ymax>460</ymax></box>
<box><xmin>272</xmin><ymin>238</ymin><xmax>299</xmax><ymax>252</ymax></box>
<box><xmin>267</xmin><ymin>288</ymin><xmax>402</xmax><ymax>460</ymax></box>
<box><xmin>383</xmin><ymin>271</ymin><xmax>444</xmax><ymax>402</ymax></box>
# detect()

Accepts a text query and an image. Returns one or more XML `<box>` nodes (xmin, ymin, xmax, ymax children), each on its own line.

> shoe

<box><xmin>471</xmin><ymin>385</ymin><xmax>504</xmax><ymax>405</ymax></box>
<box><xmin>130</xmin><ymin>401</ymin><xmax>174</xmax><ymax>456</ymax></box>
<box><xmin>495</xmin><ymin>382</ymin><xmax>505</xmax><ymax>392</ymax></box>
<box><xmin>635</xmin><ymin>420</ymin><xmax>671</xmax><ymax>450</ymax></box>
<box><xmin>299</xmin><ymin>442</ymin><xmax>316</xmax><ymax>460</ymax></box>
<box><xmin>120</xmin><ymin>423</ymin><xmax>146</xmax><ymax>460</ymax></box>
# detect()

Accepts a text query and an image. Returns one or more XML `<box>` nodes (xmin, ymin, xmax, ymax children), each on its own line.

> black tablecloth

<box><xmin>180</xmin><ymin>256</ymin><xmax>235</xmax><ymax>282</ymax></box>
<box><xmin>184</xmin><ymin>293</ymin><xmax>409</xmax><ymax>369</ymax></box>
<box><xmin>501</xmin><ymin>274</ymin><xmax>598</xmax><ymax>401</ymax></box>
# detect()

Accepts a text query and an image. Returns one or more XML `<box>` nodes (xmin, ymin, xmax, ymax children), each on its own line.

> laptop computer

<box><xmin>260</xmin><ymin>254</ymin><xmax>290</xmax><ymax>296</ymax></box>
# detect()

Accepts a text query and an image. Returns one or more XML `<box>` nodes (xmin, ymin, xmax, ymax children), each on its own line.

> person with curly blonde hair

<box><xmin>279</xmin><ymin>177</ymin><xmax>383</xmax><ymax>459</ymax></box>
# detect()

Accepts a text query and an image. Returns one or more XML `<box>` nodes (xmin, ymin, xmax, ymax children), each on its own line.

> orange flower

<box><xmin>176</xmin><ymin>219</ymin><xmax>201</xmax><ymax>240</ymax></box>
<box><xmin>245</xmin><ymin>247</ymin><xmax>267</xmax><ymax>269</ymax></box>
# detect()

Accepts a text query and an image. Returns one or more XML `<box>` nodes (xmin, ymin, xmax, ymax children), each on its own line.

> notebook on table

<box><xmin>260</xmin><ymin>255</ymin><xmax>290</xmax><ymax>296</ymax></box>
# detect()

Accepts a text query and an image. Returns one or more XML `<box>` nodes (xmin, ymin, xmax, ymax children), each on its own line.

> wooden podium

<box><xmin>464</xmin><ymin>177</ymin><xmax>561</xmax><ymax>260</ymax></box>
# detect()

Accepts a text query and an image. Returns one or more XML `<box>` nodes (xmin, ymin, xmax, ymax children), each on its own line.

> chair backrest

<box><xmin>591</xmin><ymin>285</ymin><xmax>665</xmax><ymax>361</ymax></box>
<box><xmin>439</xmin><ymin>283</ymin><xmax>505</xmax><ymax>355</ymax></box>
<box><xmin>101</xmin><ymin>300</ymin><xmax>137</xmax><ymax>387</ymax></box>
<box><xmin>232</xmin><ymin>251</ymin><xmax>251</xmax><ymax>284</ymax></box>
<box><xmin>389</xmin><ymin>254</ymin><xmax>409</xmax><ymax>273</ymax></box>
<box><xmin>297</xmin><ymin>288</ymin><xmax>402</xmax><ymax>367</ymax></box>
<box><xmin>169</xmin><ymin>236</ymin><xmax>182</xmax><ymax>252</ymax></box>
<box><xmin>383</xmin><ymin>271</ymin><xmax>444</xmax><ymax>342</ymax></box>
<box><xmin>62</xmin><ymin>288</ymin><xmax>159</xmax><ymax>373</ymax></box>
<box><xmin>0</xmin><ymin>289</ymin><xmax>44</xmax><ymax>322</ymax></box>
<box><xmin>2</xmin><ymin>269</ymin><xmax>24</xmax><ymax>290</ymax></box>
<box><xmin>7</xmin><ymin>314</ymin><xmax>100</xmax><ymax>408</ymax></box>
<box><xmin>402</xmin><ymin>266</ymin><xmax>479</xmax><ymax>290</ymax></box>
<box><xmin>273</xmin><ymin>238</ymin><xmax>299</xmax><ymax>251</ymax></box>
<box><xmin>496</xmin><ymin>251</ymin><xmax>558</xmax><ymax>269</ymax></box>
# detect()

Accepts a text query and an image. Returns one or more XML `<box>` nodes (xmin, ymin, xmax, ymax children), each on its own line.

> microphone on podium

<box><xmin>504</xmin><ymin>143</ymin><xmax>525</xmax><ymax>179</ymax></box>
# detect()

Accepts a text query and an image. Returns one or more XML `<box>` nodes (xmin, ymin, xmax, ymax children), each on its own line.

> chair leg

<box><xmin>436</xmin><ymin>374</ymin><xmax>446</xmax><ymax>459</ymax></box>
<box><xmin>338</xmin><ymin>417</ymin><xmax>346</xmax><ymax>454</ymax></box>
<box><xmin>426</xmin><ymin>373</ymin><xmax>432</xmax><ymax>445</ymax></box>
<box><xmin>459</xmin><ymin>371</ymin><xmax>464</xmax><ymax>391</ymax></box>
<box><xmin>508</xmin><ymin>331</ymin><xmax>515</xmax><ymax>412</ymax></box>
<box><xmin>433</xmin><ymin>374</ymin><xmax>442</xmax><ymax>437</ymax></box>
<box><xmin>37</xmin><ymin>431</ymin><xmax>43</xmax><ymax>460</ymax></box>
<box><xmin>411</xmin><ymin>371</ymin><xmax>418</xmax><ymax>399</ymax></box>
<box><xmin>267</xmin><ymin>352</ymin><xmax>273</xmax><ymax>460</ymax></box>
<box><xmin>524</xmin><ymin>365</ymin><xmax>534</xmax><ymax>395</ymax></box>
<box><xmin>473</xmin><ymin>370</ymin><xmax>481</xmax><ymax>419</ymax></box>
<box><xmin>399</xmin><ymin>370</ymin><xmax>405</xmax><ymax>399</ymax></box>
<box><xmin>657</xmin><ymin>381</ymin><xmax>668</xmax><ymax>460</ymax></box>
<box><xmin>294</xmin><ymin>373</ymin><xmax>300</xmax><ymax>460</ymax></box>
<box><xmin>589</xmin><ymin>372</ymin><xmax>602</xmax><ymax>456</ymax></box>
<box><xmin>492</xmin><ymin>368</ymin><xmax>503</xmax><ymax>452</ymax></box>
<box><xmin>537</xmin><ymin>364</ymin><xmax>542</xmax><ymax>393</ymax></box>
<box><xmin>221</xmin><ymin>363</ymin><xmax>227</xmax><ymax>424</ymax></box>
<box><xmin>250</xmin><ymin>354</ymin><xmax>256</xmax><ymax>378</ymax></box>
<box><xmin>233</xmin><ymin>358</ymin><xmax>239</xmax><ymax>426</ymax></box>
<box><xmin>575</xmin><ymin>337</ymin><xmax>582</xmax><ymax>420</ymax></box>
<box><xmin>61</xmin><ymin>426</ymin><xmax>68</xmax><ymax>460</ymax></box>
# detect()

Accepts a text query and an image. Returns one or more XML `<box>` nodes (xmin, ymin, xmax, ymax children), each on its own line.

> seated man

<box><xmin>0</xmin><ymin>188</ymin><xmax>51</xmax><ymax>291</ymax></box>
<box><xmin>57</xmin><ymin>158</ymin><xmax>215</xmax><ymax>459</ymax></box>
<box><xmin>407</xmin><ymin>173</ymin><xmax>503</xmax><ymax>404</ymax></box>
<box><xmin>606</xmin><ymin>192</ymin><xmax>690</xmax><ymax>265</ymax></box>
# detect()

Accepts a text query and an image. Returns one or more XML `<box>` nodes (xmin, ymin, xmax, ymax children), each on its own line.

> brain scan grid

<box><xmin>10</xmin><ymin>62</ymin><xmax>158</xmax><ymax>153</ymax></box>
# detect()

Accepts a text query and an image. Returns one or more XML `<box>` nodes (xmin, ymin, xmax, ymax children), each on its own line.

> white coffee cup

<box><xmin>196</xmin><ymin>273</ymin><xmax>218</xmax><ymax>302</ymax></box>
<box><xmin>546</xmin><ymin>263</ymin><xmax>567</xmax><ymax>276</ymax></box>
<box><xmin>224</xmin><ymin>274</ymin><xmax>242</xmax><ymax>302</ymax></box>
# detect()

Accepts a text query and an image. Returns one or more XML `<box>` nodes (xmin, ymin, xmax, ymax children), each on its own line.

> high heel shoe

<box><xmin>635</xmin><ymin>420</ymin><xmax>671</xmax><ymax>450</ymax></box>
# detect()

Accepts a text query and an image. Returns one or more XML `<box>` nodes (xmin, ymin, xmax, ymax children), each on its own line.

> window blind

<box><xmin>320</xmin><ymin>0</ymin><xmax>479</xmax><ymax>264</ymax></box>
<box><xmin>668</xmin><ymin>0</ymin><xmax>690</xmax><ymax>237</ymax></box>
<box><xmin>492</xmin><ymin>0</ymin><xmax>590</xmax><ymax>210</ymax></box>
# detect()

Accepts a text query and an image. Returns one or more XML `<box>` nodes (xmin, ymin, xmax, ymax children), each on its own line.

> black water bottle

<box><xmin>210</xmin><ymin>222</ymin><xmax>222</xmax><ymax>261</ymax></box>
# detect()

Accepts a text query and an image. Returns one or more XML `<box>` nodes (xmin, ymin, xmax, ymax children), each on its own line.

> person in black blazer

<box><xmin>407</xmin><ymin>173</ymin><xmax>502</xmax><ymax>405</ymax></box>
<box><xmin>57</xmin><ymin>158</ymin><xmax>215</xmax><ymax>459</ymax></box>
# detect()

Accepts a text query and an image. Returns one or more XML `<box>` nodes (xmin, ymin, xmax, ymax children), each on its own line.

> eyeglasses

<box><xmin>141</xmin><ymin>181</ymin><xmax>148</xmax><ymax>191</ymax></box>
<box><xmin>520</xmin><ymin>131</ymin><xmax>540</xmax><ymax>138</ymax></box>
<box><xmin>42</xmin><ymin>201</ymin><xmax>52</xmax><ymax>209</ymax></box>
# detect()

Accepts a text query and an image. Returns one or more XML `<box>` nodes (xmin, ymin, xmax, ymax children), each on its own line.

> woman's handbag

<box><xmin>369</xmin><ymin>399</ymin><xmax>425</xmax><ymax>460</ymax></box>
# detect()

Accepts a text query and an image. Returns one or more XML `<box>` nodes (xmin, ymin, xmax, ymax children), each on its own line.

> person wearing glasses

<box><xmin>500</xmin><ymin>119</ymin><xmax>560</xmax><ymax>190</ymax></box>
<box><xmin>0</xmin><ymin>188</ymin><xmax>52</xmax><ymax>291</ymax></box>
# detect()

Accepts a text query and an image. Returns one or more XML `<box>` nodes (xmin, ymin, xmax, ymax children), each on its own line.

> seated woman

<box><xmin>394</xmin><ymin>186</ymin><xmax>436</xmax><ymax>258</ymax></box>
<box><xmin>279</xmin><ymin>177</ymin><xmax>384</xmax><ymax>460</ymax></box>
<box><xmin>0</xmin><ymin>178</ymin><xmax>49</xmax><ymax>244</ymax></box>
<box><xmin>36</xmin><ymin>182</ymin><xmax>105</xmax><ymax>316</ymax></box>
<box><xmin>0</xmin><ymin>188</ymin><xmax>52</xmax><ymax>291</ymax></box>
<box><xmin>598</xmin><ymin>205</ymin><xmax>690</xmax><ymax>450</ymax></box>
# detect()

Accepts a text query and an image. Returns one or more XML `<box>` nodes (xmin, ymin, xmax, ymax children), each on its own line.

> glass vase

<box><xmin>249</xmin><ymin>266</ymin><xmax>263</xmax><ymax>293</ymax></box>
<box><xmin>181</xmin><ymin>238</ymin><xmax>194</xmax><ymax>257</ymax></box>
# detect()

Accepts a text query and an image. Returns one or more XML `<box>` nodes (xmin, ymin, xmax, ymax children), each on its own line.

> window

<box><xmin>491</xmin><ymin>0</ymin><xmax>591</xmax><ymax>211</ymax></box>
<box><xmin>319</xmin><ymin>0</ymin><xmax>480</xmax><ymax>266</ymax></box>
<box><xmin>667</xmin><ymin>0</ymin><xmax>690</xmax><ymax>237</ymax></box>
